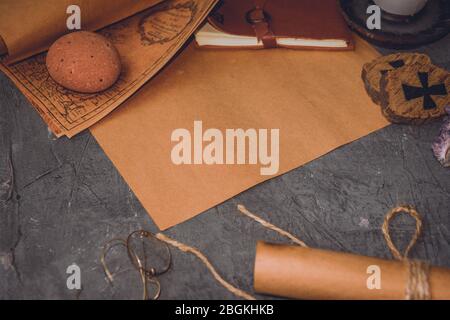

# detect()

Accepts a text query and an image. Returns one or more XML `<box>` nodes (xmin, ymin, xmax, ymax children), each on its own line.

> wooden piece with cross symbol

<box><xmin>402</xmin><ymin>72</ymin><xmax>447</xmax><ymax>110</ymax></box>
<box><xmin>380</xmin><ymin>63</ymin><xmax>449</xmax><ymax>124</ymax></box>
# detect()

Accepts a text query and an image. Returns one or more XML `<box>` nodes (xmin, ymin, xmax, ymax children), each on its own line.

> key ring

<box><xmin>132</xmin><ymin>245</ymin><xmax>162</xmax><ymax>300</ymax></box>
<box><xmin>126</xmin><ymin>230</ymin><xmax>172</xmax><ymax>278</ymax></box>
<box><xmin>101</xmin><ymin>233</ymin><xmax>169</xmax><ymax>300</ymax></box>
<box><xmin>101</xmin><ymin>238</ymin><xmax>128</xmax><ymax>283</ymax></box>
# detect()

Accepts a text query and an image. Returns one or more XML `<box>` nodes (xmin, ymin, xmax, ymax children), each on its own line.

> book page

<box><xmin>195</xmin><ymin>23</ymin><xmax>349</xmax><ymax>48</ymax></box>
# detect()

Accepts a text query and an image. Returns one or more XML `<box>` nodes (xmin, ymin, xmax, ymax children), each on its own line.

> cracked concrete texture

<box><xmin>0</xmin><ymin>36</ymin><xmax>449</xmax><ymax>299</ymax></box>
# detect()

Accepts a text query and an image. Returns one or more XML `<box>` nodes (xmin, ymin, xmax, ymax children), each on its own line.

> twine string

<box><xmin>382</xmin><ymin>205</ymin><xmax>422</xmax><ymax>260</ymax></box>
<box><xmin>155</xmin><ymin>233</ymin><xmax>256</xmax><ymax>300</ymax></box>
<box><xmin>381</xmin><ymin>205</ymin><xmax>430</xmax><ymax>300</ymax></box>
<box><xmin>406</xmin><ymin>260</ymin><xmax>430</xmax><ymax>300</ymax></box>
<box><xmin>237</xmin><ymin>205</ymin><xmax>308</xmax><ymax>247</ymax></box>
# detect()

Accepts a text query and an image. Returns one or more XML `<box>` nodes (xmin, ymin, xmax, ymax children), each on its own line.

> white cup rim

<box><xmin>373</xmin><ymin>0</ymin><xmax>429</xmax><ymax>16</ymax></box>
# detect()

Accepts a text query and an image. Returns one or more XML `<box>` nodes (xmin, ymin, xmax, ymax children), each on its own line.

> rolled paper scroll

<box><xmin>0</xmin><ymin>0</ymin><xmax>163</xmax><ymax>63</ymax></box>
<box><xmin>254</xmin><ymin>242</ymin><xmax>450</xmax><ymax>300</ymax></box>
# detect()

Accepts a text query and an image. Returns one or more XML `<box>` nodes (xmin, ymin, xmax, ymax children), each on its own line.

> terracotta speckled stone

<box><xmin>46</xmin><ymin>31</ymin><xmax>121</xmax><ymax>93</ymax></box>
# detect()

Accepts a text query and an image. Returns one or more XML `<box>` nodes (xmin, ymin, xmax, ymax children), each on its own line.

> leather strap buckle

<box><xmin>245</xmin><ymin>1</ymin><xmax>277</xmax><ymax>49</ymax></box>
<box><xmin>246</xmin><ymin>8</ymin><xmax>270</xmax><ymax>25</ymax></box>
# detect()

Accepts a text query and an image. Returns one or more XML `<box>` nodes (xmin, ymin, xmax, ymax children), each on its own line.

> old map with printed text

<box><xmin>0</xmin><ymin>0</ymin><xmax>217</xmax><ymax>137</ymax></box>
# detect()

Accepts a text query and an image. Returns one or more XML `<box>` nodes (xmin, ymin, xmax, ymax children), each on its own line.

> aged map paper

<box><xmin>0</xmin><ymin>0</ymin><xmax>218</xmax><ymax>137</ymax></box>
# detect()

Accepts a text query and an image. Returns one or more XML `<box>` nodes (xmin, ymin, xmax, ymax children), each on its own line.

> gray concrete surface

<box><xmin>0</xmin><ymin>35</ymin><xmax>449</xmax><ymax>299</ymax></box>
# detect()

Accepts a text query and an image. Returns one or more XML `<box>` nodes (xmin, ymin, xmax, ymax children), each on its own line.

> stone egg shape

<box><xmin>46</xmin><ymin>31</ymin><xmax>121</xmax><ymax>93</ymax></box>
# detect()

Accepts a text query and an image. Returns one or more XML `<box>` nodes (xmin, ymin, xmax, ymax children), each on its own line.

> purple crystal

<box><xmin>432</xmin><ymin>116</ymin><xmax>450</xmax><ymax>167</ymax></box>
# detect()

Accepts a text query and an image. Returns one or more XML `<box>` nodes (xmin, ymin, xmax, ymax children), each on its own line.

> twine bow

<box><xmin>382</xmin><ymin>205</ymin><xmax>430</xmax><ymax>300</ymax></box>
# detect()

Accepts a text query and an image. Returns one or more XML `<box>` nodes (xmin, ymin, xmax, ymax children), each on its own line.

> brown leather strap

<box><xmin>246</xmin><ymin>0</ymin><xmax>277</xmax><ymax>48</ymax></box>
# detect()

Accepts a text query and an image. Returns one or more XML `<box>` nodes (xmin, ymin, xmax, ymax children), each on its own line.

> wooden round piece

<box><xmin>46</xmin><ymin>31</ymin><xmax>121</xmax><ymax>93</ymax></box>
<box><xmin>362</xmin><ymin>53</ymin><xmax>432</xmax><ymax>104</ymax></box>
<box><xmin>380</xmin><ymin>63</ymin><xmax>449</xmax><ymax>124</ymax></box>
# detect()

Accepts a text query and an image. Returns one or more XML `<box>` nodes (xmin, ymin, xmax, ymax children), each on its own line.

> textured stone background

<box><xmin>0</xmin><ymin>34</ymin><xmax>449</xmax><ymax>299</ymax></box>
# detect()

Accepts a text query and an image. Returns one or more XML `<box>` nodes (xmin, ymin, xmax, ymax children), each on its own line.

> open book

<box><xmin>195</xmin><ymin>0</ymin><xmax>353</xmax><ymax>50</ymax></box>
